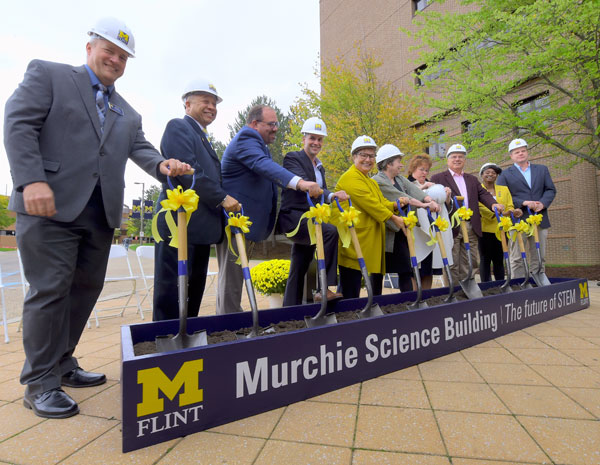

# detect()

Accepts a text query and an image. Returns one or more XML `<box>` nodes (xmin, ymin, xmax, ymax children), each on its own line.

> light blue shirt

<box><xmin>514</xmin><ymin>162</ymin><xmax>532</xmax><ymax>188</ymax></box>
<box><xmin>84</xmin><ymin>65</ymin><xmax>114</xmax><ymax>109</ymax></box>
<box><xmin>313</xmin><ymin>158</ymin><xmax>334</xmax><ymax>202</ymax></box>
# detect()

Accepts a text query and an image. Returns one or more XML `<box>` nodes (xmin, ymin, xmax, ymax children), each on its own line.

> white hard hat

<box><xmin>508</xmin><ymin>138</ymin><xmax>528</xmax><ymax>152</ymax></box>
<box><xmin>181</xmin><ymin>79</ymin><xmax>222</xmax><ymax>104</ymax></box>
<box><xmin>446</xmin><ymin>143</ymin><xmax>467</xmax><ymax>158</ymax></box>
<box><xmin>479</xmin><ymin>162</ymin><xmax>502</xmax><ymax>177</ymax></box>
<box><xmin>88</xmin><ymin>17</ymin><xmax>135</xmax><ymax>58</ymax></box>
<box><xmin>376</xmin><ymin>144</ymin><xmax>404</xmax><ymax>164</ymax></box>
<box><xmin>351</xmin><ymin>135</ymin><xmax>377</xmax><ymax>154</ymax></box>
<box><xmin>301</xmin><ymin>117</ymin><xmax>327</xmax><ymax>136</ymax></box>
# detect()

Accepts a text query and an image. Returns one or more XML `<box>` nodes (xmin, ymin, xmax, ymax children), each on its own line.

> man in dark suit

<box><xmin>153</xmin><ymin>80</ymin><xmax>240</xmax><ymax>321</ymax></box>
<box><xmin>3</xmin><ymin>18</ymin><xmax>191</xmax><ymax>418</ymax></box>
<box><xmin>497</xmin><ymin>138</ymin><xmax>556</xmax><ymax>277</ymax></box>
<box><xmin>276</xmin><ymin>117</ymin><xmax>348</xmax><ymax>306</ymax></box>
<box><xmin>431</xmin><ymin>144</ymin><xmax>503</xmax><ymax>283</ymax></box>
<box><xmin>216</xmin><ymin>105</ymin><xmax>322</xmax><ymax>314</ymax></box>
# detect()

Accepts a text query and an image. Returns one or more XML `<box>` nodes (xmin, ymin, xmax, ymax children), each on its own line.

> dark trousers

<box><xmin>339</xmin><ymin>265</ymin><xmax>383</xmax><ymax>299</ymax></box>
<box><xmin>283</xmin><ymin>220</ymin><xmax>339</xmax><ymax>306</ymax></box>
<box><xmin>153</xmin><ymin>241</ymin><xmax>210</xmax><ymax>320</ymax></box>
<box><xmin>478</xmin><ymin>232</ymin><xmax>505</xmax><ymax>282</ymax></box>
<box><xmin>17</xmin><ymin>186</ymin><xmax>113</xmax><ymax>395</ymax></box>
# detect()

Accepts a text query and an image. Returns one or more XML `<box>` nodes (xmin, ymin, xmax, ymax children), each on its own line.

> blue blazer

<box><xmin>497</xmin><ymin>164</ymin><xmax>556</xmax><ymax>228</ymax></box>
<box><xmin>221</xmin><ymin>126</ymin><xmax>294</xmax><ymax>242</ymax></box>
<box><xmin>158</xmin><ymin>115</ymin><xmax>227</xmax><ymax>245</ymax></box>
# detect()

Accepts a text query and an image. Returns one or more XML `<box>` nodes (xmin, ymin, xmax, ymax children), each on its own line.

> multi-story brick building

<box><xmin>320</xmin><ymin>0</ymin><xmax>600</xmax><ymax>265</ymax></box>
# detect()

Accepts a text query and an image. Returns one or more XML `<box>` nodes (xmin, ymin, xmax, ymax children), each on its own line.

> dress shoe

<box><xmin>61</xmin><ymin>367</ymin><xmax>106</xmax><ymax>388</ymax></box>
<box><xmin>314</xmin><ymin>289</ymin><xmax>344</xmax><ymax>302</ymax></box>
<box><xmin>23</xmin><ymin>388</ymin><xmax>79</xmax><ymax>419</ymax></box>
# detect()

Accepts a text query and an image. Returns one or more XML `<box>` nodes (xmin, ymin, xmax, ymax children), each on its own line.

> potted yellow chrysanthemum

<box><xmin>250</xmin><ymin>259</ymin><xmax>290</xmax><ymax>308</ymax></box>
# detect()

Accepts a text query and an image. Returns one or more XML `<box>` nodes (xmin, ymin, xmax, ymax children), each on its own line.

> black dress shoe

<box><xmin>23</xmin><ymin>388</ymin><xmax>79</xmax><ymax>419</ymax></box>
<box><xmin>61</xmin><ymin>367</ymin><xmax>107</xmax><ymax>388</ymax></box>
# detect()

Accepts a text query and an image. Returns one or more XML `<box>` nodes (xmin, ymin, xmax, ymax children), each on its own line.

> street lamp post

<box><xmin>134</xmin><ymin>182</ymin><xmax>145</xmax><ymax>245</ymax></box>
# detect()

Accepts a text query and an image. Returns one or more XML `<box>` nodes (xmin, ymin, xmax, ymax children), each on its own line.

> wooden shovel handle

<box><xmin>177</xmin><ymin>210</ymin><xmax>188</xmax><ymax>262</ymax></box>
<box><xmin>234</xmin><ymin>233</ymin><xmax>249</xmax><ymax>269</ymax></box>
<box><xmin>315</xmin><ymin>222</ymin><xmax>325</xmax><ymax>261</ymax></box>
<box><xmin>349</xmin><ymin>227</ymin><xmax>364</xmax><ymax>259</ymax></box>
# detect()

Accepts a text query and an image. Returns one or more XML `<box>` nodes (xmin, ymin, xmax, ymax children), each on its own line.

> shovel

<box><xmin>494</xmin><ymin>207</ymin><xmax>513</xmax><ymax>294</ymax></box>
<box><xmin>511</xmin><ymin>212</ymin><xmax>535</xmax><ymax>289</ymax></box>
<box><xmin>224</xmin><ymin>208</ymin><xmax>272</xmax><ymax>339</ymax></box>
<box><xmin>397</xmin><ymin>201</ymin><xmax>427</xmax><ymax>309</ymax></box>
<box><xmin>156</xmin><ymin>175</ymin><xmax>208</xmax><ymax>352</ymax></box>
<box><xmin>427</xmin><ymin>208</ymin><xmax>457</xmax><ymax>303</ymax></box>
<box><xmin>336</xmin><ymin>198</ymin><xmax>383</xmax><ymax>319</ymax></box>
<box><xmin>526</xmin><ymin>207</ymin><xmax>551</xmax><ymax>286</ymax></box>
<box><xmin>454</xmin><ymin>196</ymin><xmax>483</xmax><ymax>299</ymax></box>
<box><xmin>304</xmin><ymin>193</ymin><xmax>338</xmax><ymax>328</ymax></box>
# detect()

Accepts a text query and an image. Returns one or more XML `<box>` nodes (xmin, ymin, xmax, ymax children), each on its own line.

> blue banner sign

<box><xmin>121</xmin><ymin>278</ymin><xmax>590</xmax><ymax>452</ymax></box>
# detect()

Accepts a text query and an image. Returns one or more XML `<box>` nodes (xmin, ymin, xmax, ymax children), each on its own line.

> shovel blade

<box><xmin>357</xmin><ymin>303</ymin><xmax>384</xmax><ymax>319</ymax></box>
<box><xmin>409</xmin><ymin>300</ymin><xmax>429</xmax><ymax>310</ymax></box>
<box><xmin>519</xmin><ymin>276</ymin><xmax>535</xmax><ymax>289</ymax></box>
<box><xmin>532</xmin><ymin>272</ymin><xmax>551</xmax><ymax>286</ymax></box>
<box><xmin>459</xmin><ymin>277</ymin><xmax>484</xmax><ymax>299</ymax></box>
<box><xmin>304</xmin><ymin>313</ymin><xmax>337</xmax><ymax>328</ymax></box>
<box><xmin>156</xmin><ymin>330</ymin><xmax>208</xmax><ymax>353</ymax></box>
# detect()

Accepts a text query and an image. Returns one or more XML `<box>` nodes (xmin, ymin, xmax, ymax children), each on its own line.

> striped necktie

<box><xmin>95</xmin><ymin>83</ymin><xmax>108</xmax><ymax>130</ymax></box>
<box><xmin>202</xmin><ymin>127</ymin><xmax>214</xmax><ymax>149</ymax></box>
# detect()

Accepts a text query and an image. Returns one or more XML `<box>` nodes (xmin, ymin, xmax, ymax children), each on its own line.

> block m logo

<box><xmin>579</xmin><ymin>282</ymin><xmax>588</xmax><ymax>299</ymax></box>
<box><xmin>137</xmin><ymin>359</ymin><xmax>203</xmax><ymax>417</ymax></box>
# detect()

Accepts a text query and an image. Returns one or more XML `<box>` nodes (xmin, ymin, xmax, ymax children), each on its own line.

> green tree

<box><xmin>126</xmin><ymin>184</ymin><xmax>161</xmax><ymax>238</ymax></box>
<box><xmin>0</xmin><ymin>196</ymin><xmax>15</xmax><ymax>229</ymax></box>
<box><xmin>227</xmin><ymin>95</ymin><xmax>290</xmax><ymax>165</ymax></box>
<box><xmin>408</xmin><ymin>0</ymin><xmax>600</xmax><ymax>168</ymax></box>
<box><xmin>288</xmin><ymin>50</ymin><xmax>424</xmax><ymax>183</ymax></box>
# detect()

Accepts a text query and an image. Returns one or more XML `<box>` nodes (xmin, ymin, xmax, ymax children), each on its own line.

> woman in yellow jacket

<box><xmin>478</xmin><ymin>162</ymin><xmax>522</xmax><ymax>282</ymax></box>
<box><xmin>334</xmin><ymin>136</ymin><xmax>406</xmax><ymax>299</ymax></box>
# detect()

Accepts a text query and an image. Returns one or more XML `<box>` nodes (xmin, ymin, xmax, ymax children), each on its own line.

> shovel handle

<box><xmin>494</xmin><ymin>207</ymin><xmax>509</xmax><ymax>255</ymax></box>
<box><xmin>177</xmin><ymin>210</ymin><xmax>188</xmax><ymax>264</ymax></box>
<box><xmin>234</xmin><ymin>233</ymin><xmax>249</xmax><ymax>269</ymax></box>
<box><xmin>167</xmin><ymin>170</ymin><xmax>196</xmax><ymax>191</ymax></box>
<box><xmin>526</xmin><ymin>206</ymin><xmax>541</xmax><ymax>244</ymax></box>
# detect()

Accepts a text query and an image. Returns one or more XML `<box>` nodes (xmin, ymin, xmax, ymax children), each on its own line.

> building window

<box><xmin>461</xmin><ymin>120</ymin><xmax>486</xmax><ymax>147</ymax></box>
<box><xmin>426</xmin><ymin>131</ymin><xmax>446</xmax><ymax>159</ymax></box>
<box><xmin>516</xmin><ymin>91</ymin><xmax>550</xmax><ymax>115</ymax></box>
<box><xmin>413</xmin><ymin>0</ymin><xmax>434</xmax><ymax>14</ymax></box>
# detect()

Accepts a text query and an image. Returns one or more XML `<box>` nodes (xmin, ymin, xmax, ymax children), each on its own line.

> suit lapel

<box><xmin>509</xmin><ymin>165</ymin><xmax>531</xmax><ymax>191</ymax></box>
<box><xmin>184</xmin><ymin>116</ymin><xmax>220</xmax><ymax>163</ymax></box>
<box><xmin>101</xmin><ymin>93</ymin><xmax>122</xmax><ymax>142</ymax></box>
<box><xmin>444</xmin><ymin>171</ymin><xmax>461</xmax><ymax>197</ymax></box>
<box><xmin>71</xmin><ymin>66</ymin><xmax>102</xmax><ymax>139</ymax></box>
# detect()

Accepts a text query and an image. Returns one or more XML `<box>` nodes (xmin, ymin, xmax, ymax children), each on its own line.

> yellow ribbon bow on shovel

<box><xmin>286</xmin><ymin>195</ymin><xmax>332</xmax><ymax>245</ymax></box>
<box><xmin>224</xmin><ymin>209</ymin><xmax>253</xmax><ymax>265</ymax></box>
<box><xmin>152</xmin><ymin>183</ymin><xmax>199</xmax><ymax>248</ymax></box>
<box><xmin>330</xmin><ymin>198</ymin><xmax>361</xmax><ymax>249</ymax></box>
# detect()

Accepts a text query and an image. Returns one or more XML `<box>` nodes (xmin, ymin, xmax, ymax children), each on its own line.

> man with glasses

<box><xmin>431</xmin><ymin>144</ymin><xmax>503</xmax><ymax>284</ymax></box>
<box><xmin>216</xmin><ymin>105</ymin><xmax>321</xmax><ymax>314</ymax></box>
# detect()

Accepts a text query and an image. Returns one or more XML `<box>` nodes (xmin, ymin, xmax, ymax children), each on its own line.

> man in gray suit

<box><xmin>497</xmin><ymin>138</ymin><xmax>556</xmax><ymax>277</ymax></box>
<box><xmin>4</xmin><ymin>17</ymin><xmax>191</xmax><ymax>419</ymax></box>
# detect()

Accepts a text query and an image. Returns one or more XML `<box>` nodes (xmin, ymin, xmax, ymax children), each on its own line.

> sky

<box><xmin>0</xmin><ymin>0</ymin><xmax>321</xmax><ymax>206</ymax></box>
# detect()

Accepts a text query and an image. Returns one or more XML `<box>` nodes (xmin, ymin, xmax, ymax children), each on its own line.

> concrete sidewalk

<box><xmin>0</xmin><ymin>255</ymin><xmax>598</xmax><ymax>464</ymax></box>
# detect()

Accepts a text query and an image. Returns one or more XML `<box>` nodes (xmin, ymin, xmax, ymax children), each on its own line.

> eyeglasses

<box><xmin>355</xmin><ymin>152</ymin><xmax>376</xmax><ymax>160</ymax></box>
<box><xmin>258</xmin><ymin>120</ymin><xmax>279</xmax><ymax>129</ymax></box>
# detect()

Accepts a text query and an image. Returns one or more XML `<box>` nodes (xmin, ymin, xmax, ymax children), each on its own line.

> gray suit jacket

<box><xmin>4</xmin><ymin>60</ymin><xmax>165</xmax><ymax>228</ymax></box>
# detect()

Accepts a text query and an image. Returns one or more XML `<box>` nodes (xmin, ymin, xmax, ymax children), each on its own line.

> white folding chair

<box><xmin>90</xmin><ymin>244</ymin><xmax>142</xmax><ymax>327</ymax></box>
<box><xmin>135</xmin><ymin>245</ymin><xmax>155</xmax><ymax>312</ymax></box>
<box><xmin>0</xmin><ymin>264</ymin><xmax>17</xmax><ymax>344</ymax></box>
<box><xmin>204</xmin><ymin>245</ymin><xmax>218</xmax><ymax>296</ymax></box>
<box><xmin>16</xmin><ymin>249</ymin><xmax>29</xmax><ymax>333</ymax></box>
<box><xmin>383</xmin><ymin>273</ymin><xmax>399</xmax><ymax>289</ymax></box>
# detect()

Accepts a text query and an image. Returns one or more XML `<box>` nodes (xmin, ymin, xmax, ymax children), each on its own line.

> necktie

<box><xmin>95</xmin><ymin>83</ymin><xmax>108</xmax><ymax>130</ymax></box>
<box><xmin>202</xmin><ymin>127</ymin><xmax>214</xmax><ymax>149</ymax></box>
